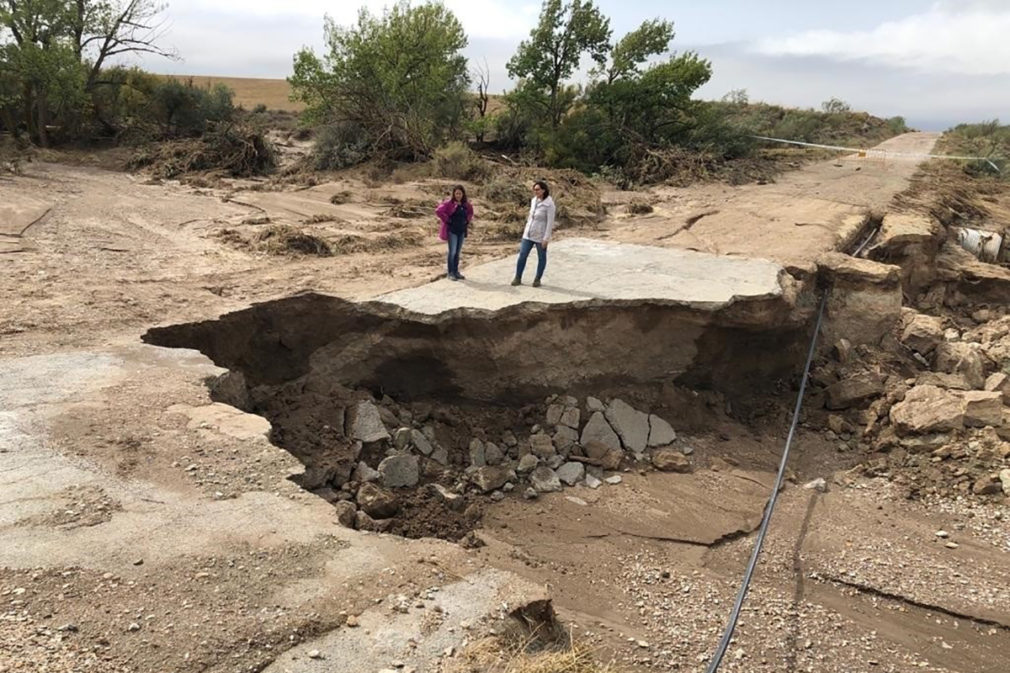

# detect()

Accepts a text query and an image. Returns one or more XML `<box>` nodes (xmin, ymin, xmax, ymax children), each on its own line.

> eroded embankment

<box><xmin>142</xmin><ymin>290</ymin><xmax>819</xmax><ymax>538</ymax></box>
<box><xmin>143</xmin><ymin>291</ymin><xmax>814</xmax><ymax>404</ymax></box>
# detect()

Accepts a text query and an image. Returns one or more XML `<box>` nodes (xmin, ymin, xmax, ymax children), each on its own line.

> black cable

<box><xmin>704</xmin><ymin>291</ymin><xmax>828</xmax><ymax>673</ymax></box>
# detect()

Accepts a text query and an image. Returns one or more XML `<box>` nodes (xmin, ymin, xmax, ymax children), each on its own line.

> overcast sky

<box><xmin>135</xmin><ymin>0</ymin><xmax>1010</xmax><ymax>130</ymax></box>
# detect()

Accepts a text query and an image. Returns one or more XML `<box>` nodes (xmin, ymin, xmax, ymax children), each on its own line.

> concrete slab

<box><xmin>376</xmin><ymin>238</ymin><xmax>784</xmax><ymax>315</ymax></box>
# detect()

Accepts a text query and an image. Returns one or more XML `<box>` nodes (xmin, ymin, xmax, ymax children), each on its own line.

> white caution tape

<box><xmin>750</xmin><ymin>135</ymin><xmax>1001</xmax><ymax>172</ymax></box>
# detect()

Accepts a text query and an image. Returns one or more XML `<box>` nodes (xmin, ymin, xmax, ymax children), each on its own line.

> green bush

<box><xmin>311</xmin><ymin>122</ymin><xmax>371</xmax><ymax>170</ymax></box>
<box><xmin>432</xmin><ymin>141</ymin><xmax>493</xmax><ymax>182</ymax></box>
<box><xmin>89</xmin><ymin>69</ymin><xmax>236</xmax><ymax>141</ymax></box>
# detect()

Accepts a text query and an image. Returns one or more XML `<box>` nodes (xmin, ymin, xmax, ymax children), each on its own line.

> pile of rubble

<box><xmin>813</xmin><ymin>309</ymin><xmax>1010</xmax><ymax>500</ymax></box>
<box><xmin>307</xmin><ymin>393</ymin><xmax>691</xmax><ymax>536</ymax></box>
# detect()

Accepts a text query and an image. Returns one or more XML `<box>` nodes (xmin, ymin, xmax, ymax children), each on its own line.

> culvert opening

<box><xmin>143</xmin><ymin>292</ymin><xmax>820</xmax><ymax>541</ymax></box>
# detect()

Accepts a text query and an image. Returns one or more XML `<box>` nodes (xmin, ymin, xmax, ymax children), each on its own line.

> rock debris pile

<box><xmin>256</xmin><ymin>384</ymin><xmax>693</xmax><ymax>539</ymax></box>
<box><xmin>811</xmin><ymin>309</ymin><xmax>1010</xmax><ymax>500</ymax></box>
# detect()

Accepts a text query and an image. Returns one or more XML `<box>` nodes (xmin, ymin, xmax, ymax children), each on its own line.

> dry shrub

<box><xmin>374</xmin><ymin>230</ymin><xmax>425</xmax><ymax>249</ymax></box>
<box><xmin>127</xmin><ymin>124</ymin><xmax>276</xmax><ymax>179</ymax></box>
<box><xmin>433</xmin><ymin>141</ymin><xmax>494</xmax><ymax>182</ymax></box>
<box><xmin>476</xmin><ymin>167</ymin><xmax>604</xmax><ymax>230</ymax></box>
<box><xmin>626</xmin><ymin>199</ymin><xmax>653</xmax><ymax>214</ymax></box>
<box><xmin>331</xmin><ymin>234</ymin><xmax>368</xmax><ymax>254</ymax></box>
<box><xmin>302</xmin><ymin>214</ymin><xmax>338</xmax><ymax>224</ymax></box>
<box><xmin>329</xmin><ymin>231</ymin><xmax>424</xmax><ymax>255</ymax></box>
<box><xmin>255</xmin><ymin>224</ymin><xmax>331</xmax><ymax>256</ymax></box>
<box><xmin>214</xmin><ymin>228</ymin><xmax>249</xmax><ymax>249</ymax></box>
<box><xmin>449</xmin><ymin>637</ymin><xmax>617</xmax><ymax>673</ymax></box>
<box><xmin>385</xmin><ymin>200</ymin><xmax>431</xmax><ymax>218</ymax></box>
<box><xmin>329</xmin><ymin>190</ymin><xmax>353</xmax><ymax>205</ymax></box>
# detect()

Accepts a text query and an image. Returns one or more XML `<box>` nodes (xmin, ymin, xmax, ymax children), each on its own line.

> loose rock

<box><xmin>556</xmin><ymin>461</ymin><xmax>586</xmax><ymax>486</ymax></box>
<box><xmin>605</xmin><ymin>398</ymin><xmax>650</xmax><ymax>452</ymax></box>
<box><xmin>349</xmin><ymin>400</ymin><xmax>390</xmax><ymax>443</ymax></box>
<box><xmin>580</xmin><ymin>412</ymin><xmax>622</xmax><ymax>453</ymax></box>
<box><xmin>357</xmin><ymin>482</ymin><xmax>400</xmax><ymax>519</ymax></box>
<box><xmin>530</xmin><ymin>466</ymin><xmax>562</xmax><ymax>493</ymax></box>
<box><xmin>651</xmin><ymin>449</ymin><xmax>691</xmax><ymax>473</ymax></box>
<box><xmin>648</xmin><ymin>415</ymin><xmax>677</xmax><ymax>447</ymax></box>
<box><xmin>378</xmin><ymin>454</ymin><xmax>420</xmax><ymax>488</ymax></box>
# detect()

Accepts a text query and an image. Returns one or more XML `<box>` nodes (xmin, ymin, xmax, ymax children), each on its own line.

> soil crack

<box><xmin>820</xmin><ymin>574</ymin><xmax>1010</xmax><ymax>632</ymax></box>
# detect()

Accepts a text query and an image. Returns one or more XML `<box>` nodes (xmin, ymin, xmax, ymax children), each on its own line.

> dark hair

<box><xmin>533</xmin><ymin>179</ymin><xmax>549</xmax><ymax>198</ymax></box>
<box><xmin>451</xmin><ymin>184</ymin><xmax>468</xmax><ymax>202</ymax></box>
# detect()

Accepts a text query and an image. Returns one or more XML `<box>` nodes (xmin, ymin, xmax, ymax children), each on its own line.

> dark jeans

<box><xmin>515</xmin><ymin>238</ymin><xmax>547</xmax><ymax>280</ymax></box>
<box><xmin>447</xmin><ymin>231</ymin><xmax>464</xmax><ymax>276</ymax></box>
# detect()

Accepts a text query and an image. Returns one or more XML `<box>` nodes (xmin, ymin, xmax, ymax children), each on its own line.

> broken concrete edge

<box><xmin>262</xmin><ymin>568</ymin><xmax>559</xmax><ymax>673</ymax></box>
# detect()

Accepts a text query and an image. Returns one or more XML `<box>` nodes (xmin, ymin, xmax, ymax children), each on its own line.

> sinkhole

<box><xmin>143</xmin><ymin>292</ymin><xmax>816</xmax><ymax>541</ymax></box>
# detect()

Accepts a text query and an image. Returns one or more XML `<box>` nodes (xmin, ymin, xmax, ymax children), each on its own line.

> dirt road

<box><xmin>2</xmin><ymin>133</ymin><xmax>1008</xmax><ymax>673</ymax></box>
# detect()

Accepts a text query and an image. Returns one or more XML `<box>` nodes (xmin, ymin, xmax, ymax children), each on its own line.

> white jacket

<box><xmin>521</xmin><ymin>195</ymin><xmax>555</xmax><ymax>243</ymax></box>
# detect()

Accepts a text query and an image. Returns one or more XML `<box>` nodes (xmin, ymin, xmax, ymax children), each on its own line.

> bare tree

<box><xmin>471</xmin><ymin>58</ymin><xmax>489</xmax><ymax>142</ymax></box>
<box><xmin>74</xmin><ymin>0</ymin><xmax>176</xmax><ymax>91</ymax></box>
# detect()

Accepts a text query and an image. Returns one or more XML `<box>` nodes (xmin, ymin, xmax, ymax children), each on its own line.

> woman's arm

<box><xmin>466</xmin><ymin>201</ymin><xmax>474</xmax><ymax>223</ymax></box>
<box><xmin>434</xmin><ymin>199</ymin><xmax>453</xmax><ymax>224</ymax></box>
<box><xmin>542</xmin><ymin>198</ymin><xmax>556</xmax><ymax>243</ymax></box>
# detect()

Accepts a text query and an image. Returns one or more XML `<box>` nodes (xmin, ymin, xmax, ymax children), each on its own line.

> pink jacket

<box><xmin>435</xmin><ymin>199</ymin><xmax>474</xmax><ymax>225</ymax></box>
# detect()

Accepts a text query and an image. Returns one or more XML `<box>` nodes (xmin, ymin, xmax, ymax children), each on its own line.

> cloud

<box><xmin>166</xmin><ymin>0</ymin><xmax>539</xmax><ymax>40</ymax></box>
<box><xmin>753</xmin><ymin>5</ymin><xmax>1010</xmax><ymax>76</ymax></box>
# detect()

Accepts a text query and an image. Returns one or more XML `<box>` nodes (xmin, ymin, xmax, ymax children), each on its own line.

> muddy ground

<box><xmin>2</xmin><ymin>133</ymin><xmax>1009</xmax><ymax>673</ymax></box>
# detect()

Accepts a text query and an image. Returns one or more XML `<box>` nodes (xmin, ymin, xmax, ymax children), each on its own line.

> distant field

<box><xmin>161</xmin><ymin>75</ymin><xmax>303</xmax><ymax>112</ymax></box>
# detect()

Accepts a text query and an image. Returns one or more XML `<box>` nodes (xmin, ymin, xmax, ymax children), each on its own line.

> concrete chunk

<box><xmin>648</xmin><ymin>414</ymin><xmax>677</xmax><ymax>447</ymax></box>
<box><xmin>889</xmin><ymin>385</ymin><xmax>964</xmax><ymax>435</ymax></box>
<box><xmin>348</xmin><ymin>401</ymin><xmax>390</xmax><ymax>443</ymax></box>
<box><xmin>580</xmin><ymin>412</ymin><xmax>621</xmax><ymax>452</ymax></box>
<box><xmin>605</xmin><ymin>398</ymin><xmax>650</xmax><ymax>453</ymax></box>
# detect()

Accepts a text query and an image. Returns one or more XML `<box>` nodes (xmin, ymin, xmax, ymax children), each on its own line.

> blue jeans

<box><xmin>515</xmin><ymin>238</ymin><xmax>547</xmax><ymax>280</ymax></box>
<box><xmin>447</xmin><ymin>232</ymin><xmax>464</xmax><ymax>276</ymax></box>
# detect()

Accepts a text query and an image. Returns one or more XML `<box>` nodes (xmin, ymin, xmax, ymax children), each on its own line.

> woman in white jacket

<box><xmin>511</xmin><ymin>180</ymin><xmax>555</xmax><ymax>287</ymax></box>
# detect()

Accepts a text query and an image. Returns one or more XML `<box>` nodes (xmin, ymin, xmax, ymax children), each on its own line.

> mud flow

<box><xmin>143</xmin><ymin>292</ymin><xmax>817</xmax><ymax>540</ymax></box>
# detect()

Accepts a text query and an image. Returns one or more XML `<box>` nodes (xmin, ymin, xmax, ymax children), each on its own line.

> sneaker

<box><xmin>448</xmin><ymin>274</ymin><xmax>459</xmax><ymax>281</ymax></box>
<box><xmin>532</xmin><ymin>278</ymin><xmax>541</xmax><ymax>287</ymax></box>
<box><xmin>510</xmin><ymin>277</ymin><xmax>521</xmax><ymax>286</ymax></box>
<box><xmin>455</xmin><ymin>273</ymin><xmax>466</xmax><ymax>280</ymax></box>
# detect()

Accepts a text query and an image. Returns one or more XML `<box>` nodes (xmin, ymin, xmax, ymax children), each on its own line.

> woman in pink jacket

<box><xmin>435</xmin><ymin>184</ymin><xmax>474</xmax><ymax>281</ymax></box>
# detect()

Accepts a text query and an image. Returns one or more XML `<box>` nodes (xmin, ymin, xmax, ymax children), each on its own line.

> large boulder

<box><xmin>985</xmin><ymin>372</ymin><xmax>1010</xmax><ymax>404</ymax></box>
<box><xmin>604</xmin><ymin>399</ymin><xmax>650</xmax><ymax>452</ymax></box>
<box><xmin>648</xmin><ymin>415</ymin><xmax>677</xmax><ymax>447</ymax></box>
<box><xmin>889</xmin><ymin>385</ymin><xmax>964</xmax><ymax>435</ymax></box>
<box><xmin>826</xmin><ymin>373</ymin><xmax>885</xmax><ymax>410</ymax></box>
<box><xmin>356</xmin><ymin>482</ymin><xmax>399</xmax><ymax>519</ymax></box>
<box><xmin>378</xmin><ymin>454</ymin><xmax>419</xmax><ymax>488</ymax></box>
<box><xmin>580</xmin><ymin>412</ymin><xmax>621</xmax><ymax>453</ymax></box>
<box><xmin>934</xmin><ymin>342</ymin><xmax>986</xmax><ymax>390</ymax></box>
<box><xmin>817</xmin><ymin>253</ymin><xmax>903</xmax><ymax>347</ymax></box>
<box><xmin>900</xmin><ymin>311</ymin><xmax>944</xmax><ymax>356</ymax></box>
<box><xmin>347</xmin><ymin>401</ymin><xmax>390</xmax><ymax>443</ymax></box>
<box><xmin>960</xmin><ymin>390</ymin><xmax>1004</xmax><ymax>428</ymax></box>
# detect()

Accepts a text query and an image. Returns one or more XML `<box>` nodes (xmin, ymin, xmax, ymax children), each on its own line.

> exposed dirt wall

<box><xmin>143</xmin><ymin>292</ymin><xmax>815</xmax><ymax>406</ymax></box>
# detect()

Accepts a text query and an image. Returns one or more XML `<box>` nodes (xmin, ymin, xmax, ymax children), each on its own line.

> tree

<box><xmin>506</xmin><ymin>0</ymin><xmax>610</xmax><ymax>128</ymax></box>
<box><xmin>0</xmin><ymin>0</ymin><xmax>173</xmax><ymax>144</ymax></box>
<box><xmin>290</xmin><ymin>1</ymin><xmax>469</xmax><ymax>162</ymax></box>
<box><xmin>821</xmin><ymin>97</ymin><xmax>851</xmax><ymax>114</ymax></box>
<box><xmin>469</xmin><ymin>57</ymin><xmax>489</xmax><ymax>142</ymax></box>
